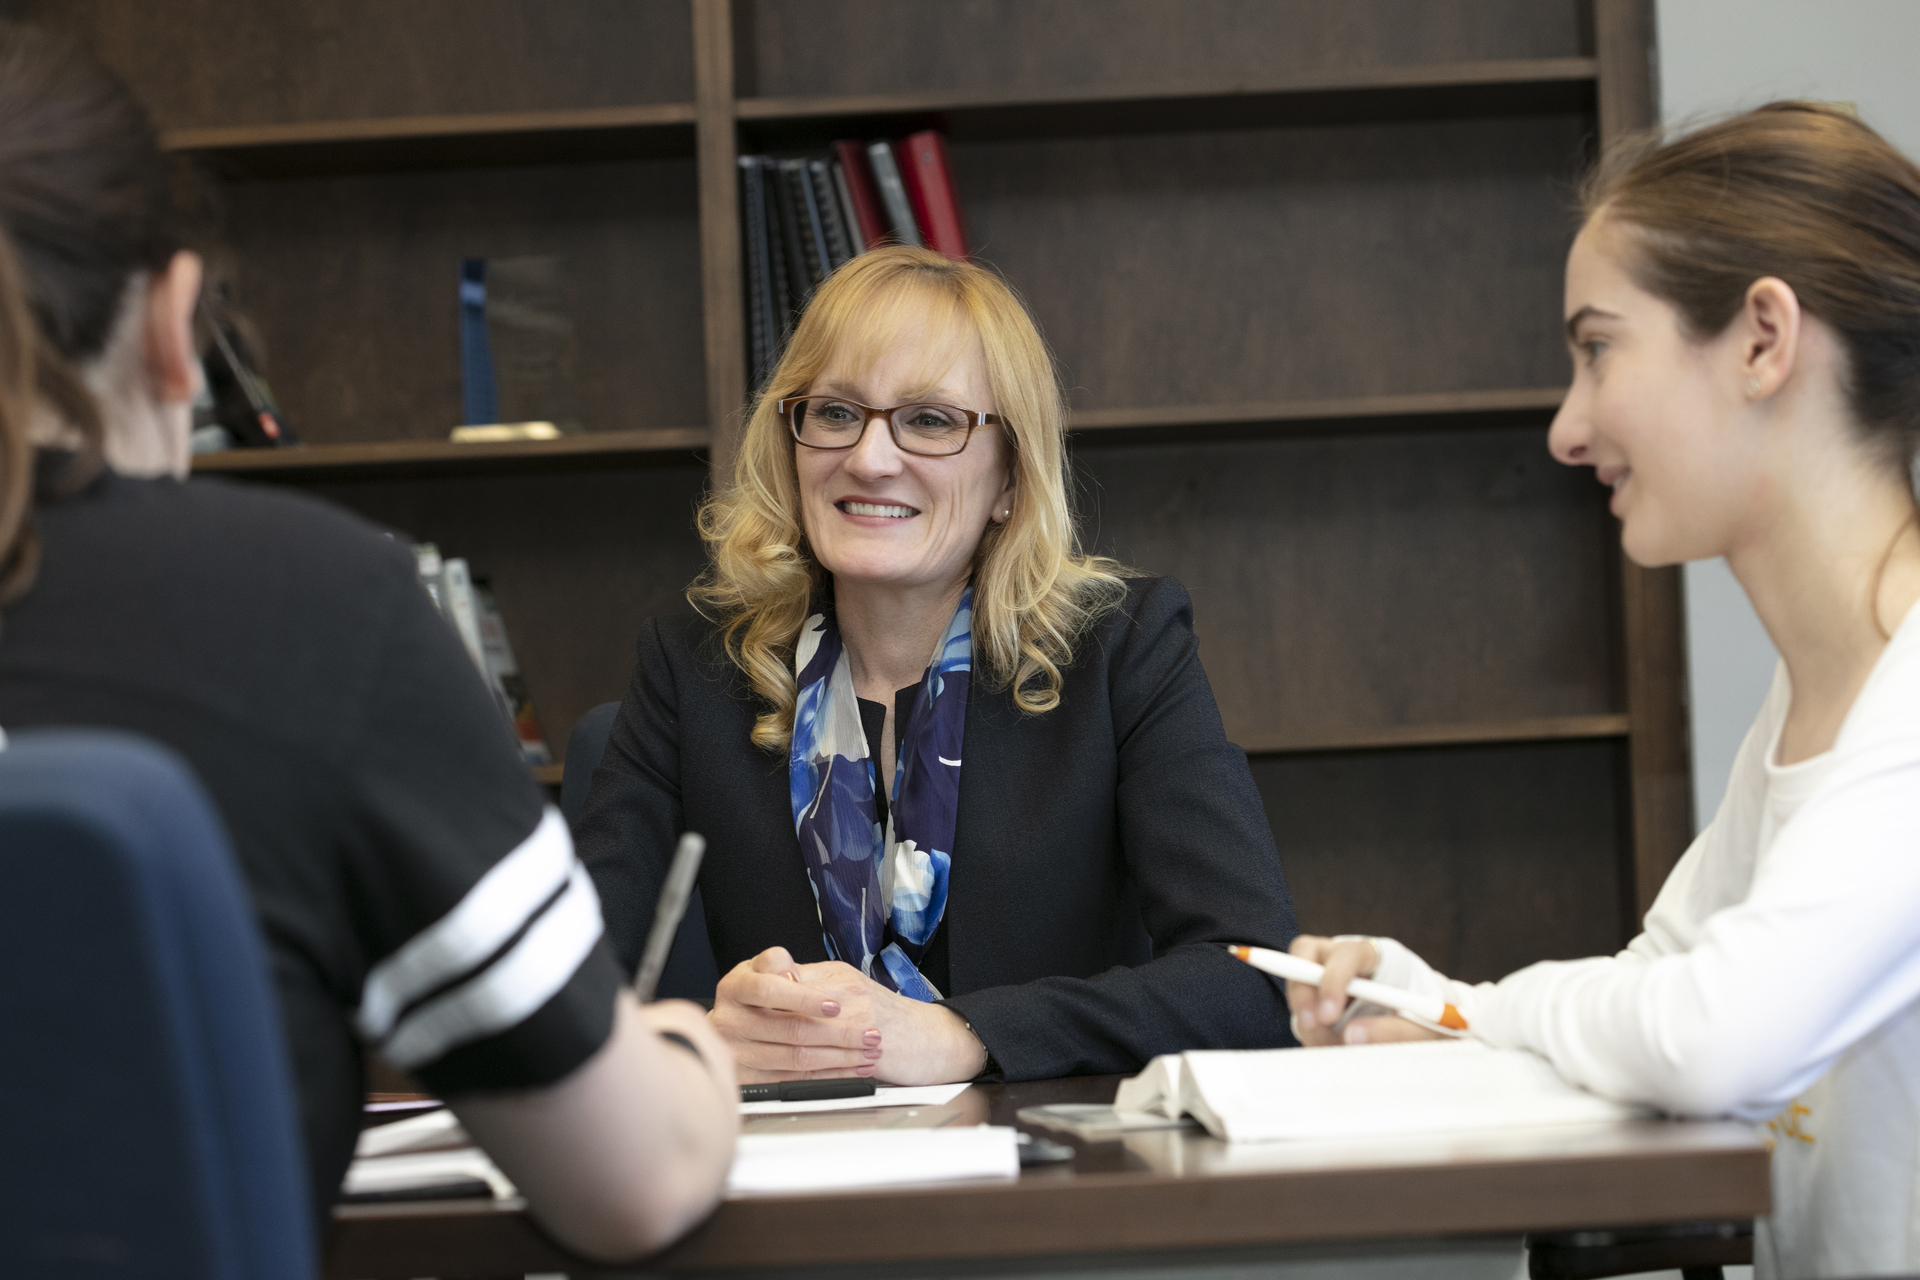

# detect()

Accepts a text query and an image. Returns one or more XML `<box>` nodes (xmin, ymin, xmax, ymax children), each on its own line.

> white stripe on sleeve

<box><xmin>377</xmin><ymin>857</ymin><xmax>604</xmax><ymax>1071</ymax></box>
<box><xmin>378</xmin><ymin>859</ymin><xmax>602</xmax><ymax>1074</ymax></box>
<box><xmin>355</xmin><ymin>806</ymin><xmax>573</xmax><ymax>1044</ymax></box>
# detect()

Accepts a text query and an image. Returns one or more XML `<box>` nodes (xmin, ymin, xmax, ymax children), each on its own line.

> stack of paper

<box><xmin>727</xmin><ymin>1126</ymin><xmax>1020</xmax><ymax>1195</ymax></box>
<box><xmin>345</xmin><ymin>1109</ymin><xmax>516</xmax><ymax>1201</ymax></box>
<box><xmin>738</xmin><ymin>1082</ymin><xmax>971</xmax><ymax>1116</ymax></box>
<box><xmin>344</xmin><ymin>1106</ymin><xmax>1020</xmax><ymax>1202</ymax></box>
<box><xmin>1115</xmin><ymin>1040</ymin><xmax>1644</xmax><ymax>1143</ymax></box>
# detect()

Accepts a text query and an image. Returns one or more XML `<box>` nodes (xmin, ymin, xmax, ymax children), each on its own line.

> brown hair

<box><xmin>1584</xmin><ymin>101</ymin><xmax>1920</xmax><ymax>474</ymax></box>
<box><xmin>0</xmin><ymin>20</ymin><xmax>176</xmax><ymax>604</ymax></box>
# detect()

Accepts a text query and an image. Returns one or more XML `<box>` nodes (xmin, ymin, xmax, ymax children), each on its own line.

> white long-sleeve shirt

<box><xmin>1374</xmin><ymin>605</ymin><xmax>1920</xmax><ymax>1279</ymax></box>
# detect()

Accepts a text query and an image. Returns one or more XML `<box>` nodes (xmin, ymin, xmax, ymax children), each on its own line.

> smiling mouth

<box><xmin>838</xmin><ymin>501</ymin><xmax>919</xmax><ymax>519</ymax></box>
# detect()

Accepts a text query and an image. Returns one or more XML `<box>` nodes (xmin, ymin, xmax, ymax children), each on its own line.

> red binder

<box><xmin>897</xmin><ymin>130</ymin><xmax>969</xmax><ymax>260</ymax></box>
<box><xmin>831</xmin><ymin>140</ymin><xmax>888</xmax><ymax>250</ymax></box>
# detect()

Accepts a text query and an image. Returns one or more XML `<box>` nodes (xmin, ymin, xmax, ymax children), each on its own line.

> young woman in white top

<box><xmin>1287</xmin><ymin>102</ymin><xmax>1920</xmax><ymax>1280</ymax></box>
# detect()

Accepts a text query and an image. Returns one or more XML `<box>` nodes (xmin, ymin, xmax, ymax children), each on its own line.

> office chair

<box><xmin>0</xmin><ymin>729</ymin><xmax>315</xmax><ymax>1280</ymax></box>
<box><xmin>564</xmin><ymin>702</ymin><xmax>721</xmax><ymax>1003</ymax></box>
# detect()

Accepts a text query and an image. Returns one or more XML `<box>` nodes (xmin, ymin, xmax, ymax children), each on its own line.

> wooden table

<box><xmin>326</xmin><ymin>1075</ymin><xmax>1770</xmax><ymax>1279</ymax></box>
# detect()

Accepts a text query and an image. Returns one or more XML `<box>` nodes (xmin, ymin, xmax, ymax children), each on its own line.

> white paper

<box><xmin>355</xmin><ymin>1107</ymin><xmax>465</xmax><ymax>1158</ymax></box>
<box><xmin>1117</xmin><ymin>1040</ymin><xmax>1645</xmax><ymax>1143</ymax></box>
<box><xmin>738</xmin><ymin>1082</ymin><xmax>971</xmax><ymax>1116</ymax></box>
<box><xmin>726</xmin><ymin>1125</ymin><xmax>1019</xmax><ymax>1195</ymax></box>
<box><xmin>345</xmin><ymin>1148</ymin><xmax>516</xmax><ymax>1199</ymax></box>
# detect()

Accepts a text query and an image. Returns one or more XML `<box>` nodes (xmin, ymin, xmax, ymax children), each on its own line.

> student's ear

<box><xmin>1739</xmin><ymin>276</ymin><xmax>1802</xmax><ymax>402</ymax></box>
<box><xmin>143</xmin><ymin>250</ymin><xmax>203</xmax><ymax>406</ymax></box>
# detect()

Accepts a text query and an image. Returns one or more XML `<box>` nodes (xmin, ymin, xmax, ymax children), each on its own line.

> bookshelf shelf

<box><xmin>188</xmin><ymin>389</ymin><xmax>1567</xmax><ymax>483</ymax></box>
<box><xmin>735</xmin><ymin>57</ymin><xmax>1597</xmax><ymax>147</ymax></box>
<box><xmin>164</xmin><ymin>103</ymin><xmax>699</xmax><ymax>178</ymax></box>
<box><xmin>1239</xmin><ymin>713</ymin><xmax>1630</xmax><ymax>757</ymax></box>
<box><xmin>190</xmin><ymin>427</ymin><xmax>708</xmax><ymax>481</ymax></box>
<box><xmin>1068</xmin><ymin>388</ymin><xmax>1567</xmax><ymax>441</ymax></box>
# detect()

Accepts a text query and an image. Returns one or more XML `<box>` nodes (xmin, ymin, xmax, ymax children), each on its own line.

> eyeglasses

<box><xmin>778</xmin><ymin>396</ymin><xmax>1004</xmax><ymax>458</ymax></box>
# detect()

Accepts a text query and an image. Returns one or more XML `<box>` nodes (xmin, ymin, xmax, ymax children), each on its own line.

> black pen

<box><xmin>740</xmin><ymin>1078</ymin><xmax>878</xmax><ymax>1103</ymax></box>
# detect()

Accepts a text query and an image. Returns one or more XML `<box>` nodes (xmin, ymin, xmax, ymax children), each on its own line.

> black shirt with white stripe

<box><xmin>0</xmin><ymin>463</ymin><xmax>622</xmax><ymax>1227</ymax></box>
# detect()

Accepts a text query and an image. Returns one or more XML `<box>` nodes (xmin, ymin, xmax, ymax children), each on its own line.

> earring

<box><xmin>1746</xmin><ymin>376</ymin><xmax>1762</xmax><ymax>398</ymax></box>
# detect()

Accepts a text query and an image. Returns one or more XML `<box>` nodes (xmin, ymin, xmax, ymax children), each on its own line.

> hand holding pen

<box><xmin>1233</xmin><ymin>938</ymin><xmax>1457</xmax><ymax>1047</ymax></box>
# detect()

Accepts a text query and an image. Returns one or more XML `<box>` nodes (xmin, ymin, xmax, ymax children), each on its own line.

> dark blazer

<box><xmin>576</xmin><ymin>575</ymin><xmax>1299</xmax><ymax>1079</ymax></box>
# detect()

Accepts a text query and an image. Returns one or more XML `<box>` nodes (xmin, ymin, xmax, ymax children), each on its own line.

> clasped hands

<box><xmin>1284</xmin><ymin>934</ymin><xmax>1446</xmax><ymax>1047</ymax></box>
<box><xmin>710</xmin><ymin>947</ymin><xmax>989</xmax><ymax>1084</ymax></box>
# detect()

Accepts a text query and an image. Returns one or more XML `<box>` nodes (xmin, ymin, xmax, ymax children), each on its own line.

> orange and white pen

<box><xmin>1228</xmin><ymin>944</ymin><xmax>1469</xmax><ymax>1033</ymax></box>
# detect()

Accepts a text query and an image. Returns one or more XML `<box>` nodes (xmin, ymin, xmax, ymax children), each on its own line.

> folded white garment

<box><xmin>1115</xmin><ymin>1039</ymin><xmax>1645</xmax><ymax>1143</ymax></box>
<box><xmin>726</xmin><ymin>1125</ymin><xmax>1020</xmax><ymax>1196</ymax></box>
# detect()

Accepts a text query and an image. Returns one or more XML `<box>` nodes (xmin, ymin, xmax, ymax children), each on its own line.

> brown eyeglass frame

<box><xmin>777</xmin><ymin>396</ymin><xmax>1005</xmax><ymax>457</ymax></box>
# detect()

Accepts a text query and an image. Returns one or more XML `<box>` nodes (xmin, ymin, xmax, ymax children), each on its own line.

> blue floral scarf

<box><xmin>788</xmin><ymin>588</ymin><xmax>970</xmax><ymax>1001</ymax></box>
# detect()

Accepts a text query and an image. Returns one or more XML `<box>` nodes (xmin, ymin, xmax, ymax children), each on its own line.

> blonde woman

<box><xmin>578</xmin><ymin>247</ymin><xmax>1298</xmax><ymax>1084</ymax></box>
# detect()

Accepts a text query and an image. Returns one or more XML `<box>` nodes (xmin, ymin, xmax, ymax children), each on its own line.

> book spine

<box><xmin>810</xmin><ymin>158</ymin><xmax>853</xmax><ymax>266</ymax></box>
<box><xmin>829</xmin><ymin>161</ymin><xmax>864</xmax><ymax>259</ymax></box>
<box><xmin>770</xmin><ymin>161</ymin><xmax>815</xmax><ymax>298</ymax></box>
<box><xmin>832</xmin><ymin>140</ymin><xmax>888</xmax><ymax>248</ymax></box>
<box><xmin>739</xmin><ymin>156</ymin><xmax>774</xmax><ymax>387</ymax></box>
<box><xmin>899</xmin><ymin>130</ymin><xmax>969</xmax><ymax>260</ymax></box>
<box><xmin>412</xmin><ymin>542</ymin><xmax>446</xmax><ymax>616</ymax></box>
<box><xmin>761</xmin><ymin>160</ymin><xmax>795</xmax><ymax>344</ymax></box>
<box><xmin>437</xmin><ymin>558</ymin><xmax>490</xmax><ymax>679</ymax></box>
<box><xmin>793</xmin><ymin>158</ymin><xmax>834</xmax><ymax>281</ymax></box>
<box><xmin>866</xmin><ymin>141</ymin><xmax>923</xmax><ymax>248</ymax></box>
<box><xmin>475</xmin><ymin>582</ymin><xmax>552</xmax><ymax>766</ymax></box>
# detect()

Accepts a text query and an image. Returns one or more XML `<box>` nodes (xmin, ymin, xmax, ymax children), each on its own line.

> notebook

<box><xmin>1114</xmin><ymin>1040</ymin><xmax>1645</xmax><ymax>1143</ymax></box>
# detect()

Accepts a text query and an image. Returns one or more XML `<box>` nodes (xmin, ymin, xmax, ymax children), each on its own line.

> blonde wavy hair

<box><xmin>692</xmin><ymin>246</ymin><xmax>1129</xmax><ymax>750</ymax></box>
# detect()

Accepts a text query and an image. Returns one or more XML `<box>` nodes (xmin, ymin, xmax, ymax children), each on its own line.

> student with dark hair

<box><xmin>0</xmin><ymin>22</ymin><xmax>736</xmax><ymax>1263</ymax></box>
<box><xmin>1288</xmin><ymin>103</ymin><xmax>1920</xmax><ymax>1278</ymax></box>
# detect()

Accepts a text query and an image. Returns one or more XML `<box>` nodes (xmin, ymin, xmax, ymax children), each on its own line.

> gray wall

<box><xmin>1656</xmin><ymin>0</ymin><xmax>1920</xmax><ymax>829</ymax></box>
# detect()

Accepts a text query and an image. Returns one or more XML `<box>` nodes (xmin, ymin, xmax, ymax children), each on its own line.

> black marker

<box><xmin>740</xmin><ymin>1078</ymin><xmax>878</xmax><ymax>1103</ymax></box>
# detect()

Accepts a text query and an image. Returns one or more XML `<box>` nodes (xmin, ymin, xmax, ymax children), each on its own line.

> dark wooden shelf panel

<box><xmin>191</xmin><ymin>427</ymin><xmax>708</xmax><ymax>482</ymax></box>
<box><xmin>736</xmin><ymin>57</ymin><xmax>1597</xmax><ymax>147</ymax></box>
<box><xmin>163</xmin><ymin>104</ymin><xmax>699</xmax><ymax>178</ymax></box>
<box><xmin>1241</xmin><ymin>713</ymin><xmax>1630</xmax><ymax>756</ymax></box>
<box><xmin>189</xmin><ymin>389</ymin><xmax>1565</xmax><ymax>484</ymax></box>
<box><xmin>1068</xmin><ymin>387</ymin><xmax>1567</xmax><ymax>441</ymax></box>
<box><xmin>530</xmin><ymin>764</ymin><xmax>564</xmax><ymax>787</ymax></box>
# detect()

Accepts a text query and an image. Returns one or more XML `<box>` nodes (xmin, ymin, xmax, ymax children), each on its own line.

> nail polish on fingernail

<box><xmin>1345</xmin><ymin>1025</ymin><xmax>1368</xmax><ymax>1045</ymax></box>
<box><xmin>863</xmin><ymin>1047</ymin><xmax>883</xmax><ymax>1059</ymax></box>
<box><xmin>821</xmin><ymin>1000</ymin><xmax>840</xmax><ymax>1017</ymax></box>
<box><xmin>862</xmin><ymin>1030</ymin><xmax>882</xmax><ymax>1044</ymax></box>
<box><xmin>854</xmin><ymin>1064</ymin><xmax>877</xmax><ymax>1076</ymax></box>
<box><xmin>1320</xmin><ymin>1000</ymin><xmax>1339</xmax><ymax>1022</ymax></box>
<box><xmin>1298</xmin><ymin>1009</ymin><xmax>1317</xmax><ymax>1030</ymax></box>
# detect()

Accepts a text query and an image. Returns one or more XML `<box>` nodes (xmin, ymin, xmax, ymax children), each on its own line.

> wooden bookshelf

<box><xmin>192</xmin><ymin>427</ymin><xmax>708</xmax><ymax>481</ymax></box>
<box><xmin>736</xmin><ymin>57</ymin><xmax>1598</xmax><ymax>148</ymax></box>
<box><xmin>189</xmin><ymin>390</ymin><xmax>1564</xmax><ymax>481</ymax></box>
<box><xmin>1067</xmin><ymin>387</ymin><xmax>1567</xmax><ymax>441</ymax></box>
<box><xmin>164</xmin><ymin>104</ymin><xmax>699</xmax><ymax>178</ymax></box>
<box><xmin>1240</xmin><ymin>713</ymin><xmax>1631</xmax><ymax>757</ymax></box>
<box><xmin>37</xmin><ymin>0</ymin><xmax>1681</xmax><ymax>984</ymax></box>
